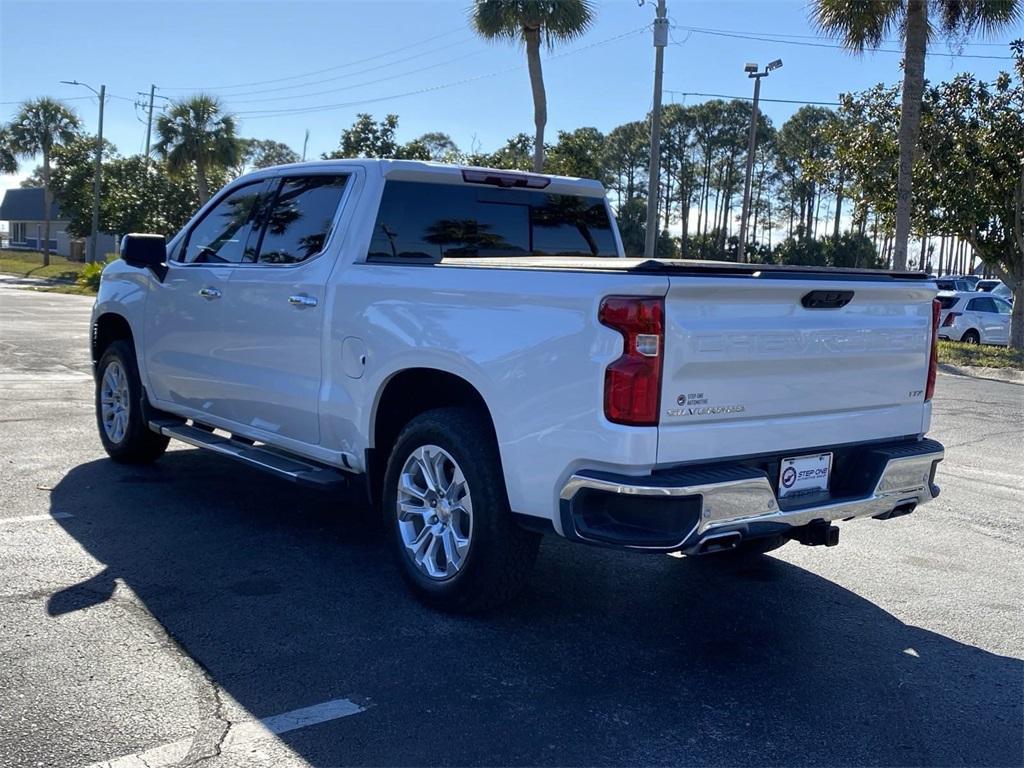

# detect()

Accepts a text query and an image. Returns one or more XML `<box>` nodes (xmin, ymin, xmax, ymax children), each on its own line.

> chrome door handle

<box><xmin>288</xmin><ymin>294</ymin><xmax>318</xmax><ymax>308</ymax></box>
<box><xmin>198</xmin><ymin>287</ymin><xmax>222</xmax><ymax>300</ymax></box>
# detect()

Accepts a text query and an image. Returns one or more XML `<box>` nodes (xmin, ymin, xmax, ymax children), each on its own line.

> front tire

<box><xmin>95</xmin><ymin>340</ymin><xmax>169</xmax><ymax>464</ymax></box>
<box><xmin>383</xmin><ymin>407</ymin><xmax>540</xmax><ymax>612</ymax></box>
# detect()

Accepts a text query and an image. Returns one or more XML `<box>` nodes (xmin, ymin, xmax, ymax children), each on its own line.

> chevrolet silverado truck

<box><xmin>91</xmin><ymin>160</ymin><xmax>945</xmax><ymax>611</ymax></box>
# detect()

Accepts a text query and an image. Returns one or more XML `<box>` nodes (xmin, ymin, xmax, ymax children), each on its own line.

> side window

<box><xmin>180</xmin><ymin>182</ymin><xmax>267</xmax><ymax>264</ymax></box>
<box><xmin>253</xmin><ymin>175</ymin><xmax>348</xmax><ymax>265</ymax></box>
<box><xmin>967</xmin><ymin>297</ymin><xmax>997</xmax><ymax>313</ymax></box>
<box><xmin>994</xmin><ymin>298</ymin><xmax>1012</xmax><ymax>315</ymax></box>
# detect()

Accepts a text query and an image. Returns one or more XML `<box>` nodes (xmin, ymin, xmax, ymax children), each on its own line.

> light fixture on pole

<box><xmin>737</xmin><ymin>58</ymin><xmax>781</xmax><ymax>262</ymax></box>
<box><xmin>61</xmin><ymin>80</ymin><xmax>105</xmax><ymax>264</ymax></box>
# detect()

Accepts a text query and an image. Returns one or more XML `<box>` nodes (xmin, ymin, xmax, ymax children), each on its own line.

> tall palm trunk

<box><xmin>893</xmin><ymin>0</ymin><xmax>928</xmax><ymax>271</ymax></box>
<box><xmin>524</xmin><ymin>27</ymin><xmax>546</xmax><ymax>173</ymax></box>
<box><xmin>41</xmin><ymin>151</ymin><xmax>52</xmax><ymax>268</ymax></box>
<box><xmin>195</xmin><ymin>161</ymin><xmax>211</xmax><ymax>205</ymax></box>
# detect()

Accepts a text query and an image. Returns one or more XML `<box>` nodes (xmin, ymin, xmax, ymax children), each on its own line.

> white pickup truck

<box><xmin>92</xmin><ymin>160</ymin><xmax>945</xmax><ymax>611</ymax></box>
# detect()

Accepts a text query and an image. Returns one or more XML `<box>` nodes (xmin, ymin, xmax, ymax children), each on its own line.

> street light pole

<box><xmin>737</xmin><ymin>59</ymin><xmax>781</xmax><ymax>263</ymax></box>
<box><xmin>644</xmin><ymin>0</ymin><xmax>668</xmax><ymax>260</ymax></box>
<box><xmin>61</xmin><ymin>80</ymin><xmax>105</xmax><ymax>264</ymax></box>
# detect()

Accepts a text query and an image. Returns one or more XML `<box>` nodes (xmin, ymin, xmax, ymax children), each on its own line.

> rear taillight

<box><xmin>926</xmin><ymin>298</ymin><xmax>940</xmax><ymax>402</ymax></box>
<box><xmin>941</xmin><ymin>311</ymin><xmax>959</xmax><ymax>327</ymax></box>
<box><xmin>599</xmin><ymin>296</ymin><xmax>664</xmax><ymax>426</ymax></box>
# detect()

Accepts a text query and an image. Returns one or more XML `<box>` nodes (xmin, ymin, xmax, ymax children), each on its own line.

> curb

<box><xmin>0</xmin><ymin>272</ymin><xmax>77</xmax><ymax>287</ymax></box>
<box><xmin>937</xmin><ymin>363</ymin><xmax>1023</xmax><ymax>385</ymax></box>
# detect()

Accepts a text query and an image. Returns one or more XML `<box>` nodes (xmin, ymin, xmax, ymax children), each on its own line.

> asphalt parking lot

<box><xmin>0</xmin><ymin>277</ymin><xmax>1021</xmax><ymax>768</ymax></box>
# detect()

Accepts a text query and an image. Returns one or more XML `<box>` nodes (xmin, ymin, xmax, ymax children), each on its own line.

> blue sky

<box><xmin>2</xmin><ymin>0</ymin><xmax>1021</xmax><ymax>194</ymax></box>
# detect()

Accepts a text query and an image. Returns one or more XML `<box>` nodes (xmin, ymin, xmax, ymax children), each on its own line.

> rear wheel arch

<box><xmin>367</xmin><ymin>368</ymin><xmax>499</xmax><ymax>507</ymax></box>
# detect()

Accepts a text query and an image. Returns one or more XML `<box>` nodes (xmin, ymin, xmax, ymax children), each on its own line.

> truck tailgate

<box><xmin>657</xmin><ymin>277</ymin><xmax>936</xmax><ymax>464</ymax></box>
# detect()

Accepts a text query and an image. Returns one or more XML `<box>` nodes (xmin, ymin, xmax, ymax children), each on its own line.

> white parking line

<box><xmin>1</xmin><ymin>512</ymin><xmax>73</xmax><ymax>524</ymax></box>
<box><xmin>86</xmin><ymin>697</ymin><xmax>366</xmax><ymax>768</ymax></box>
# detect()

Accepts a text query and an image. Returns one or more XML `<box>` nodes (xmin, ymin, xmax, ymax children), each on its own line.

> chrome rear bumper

<box><xmin>559</xmin><ymin>438</ymin><xmax>944</xmax><ymax>553</ymax></box>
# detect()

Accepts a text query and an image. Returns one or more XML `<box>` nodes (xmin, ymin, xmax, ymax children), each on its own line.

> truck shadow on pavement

<box><xmin>50</xmin><ymin>449</ymin><xmax>1022</xmax><ymax>767</ymax></box>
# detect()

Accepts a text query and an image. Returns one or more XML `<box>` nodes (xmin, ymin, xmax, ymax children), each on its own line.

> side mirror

<box><xmin>121</xmin><ymin>233</ymin><xmax>167</xmax><ymax>280</ymax></box>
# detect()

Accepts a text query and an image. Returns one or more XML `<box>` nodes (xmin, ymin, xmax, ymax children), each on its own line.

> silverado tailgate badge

<box><xmin>667</xmin><ymin>392</ymin><xmax>745</xmax><ymax>417</ymax></box>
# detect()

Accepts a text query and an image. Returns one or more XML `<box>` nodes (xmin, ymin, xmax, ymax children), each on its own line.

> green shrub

<box><xmin>76</xmin><ymin>258</ymin><xmax>115</xmax><ymax>292</ymax></box>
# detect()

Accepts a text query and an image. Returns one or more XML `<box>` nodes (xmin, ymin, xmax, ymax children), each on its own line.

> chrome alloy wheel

<box><xmin>100</xmin><ymin>360</ymin><xmax>130</xmax><ymax>443</ymax></box>
<box><xmin>397</xmin><ymin>444</ymin><xmax>473</xmax><ymax>580</ymax></box>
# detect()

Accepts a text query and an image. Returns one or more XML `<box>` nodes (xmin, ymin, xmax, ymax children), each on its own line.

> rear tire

<box><xmin>961</xmin><ymin>329</ymin><xmax>981</xmax><ymax>345</ymax></box>
<box><xmin>383</xmin><ymin>406</ymin><xmax>540</xmax><ymax>612</ymax></box>
<box><xmin>95</xmin><ymin>340</ymin><xmax>169</xmax><ymax>464</ymax></box>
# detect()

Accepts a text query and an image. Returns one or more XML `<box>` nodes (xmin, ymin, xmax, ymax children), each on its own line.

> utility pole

<box><xmin>144</xmin><ymin>84</ymin><xmax>156</xmax><ymax>159</ymax></box>
<box><xmin>302</xmin><ymin>129</ymin><xmax>310</xmax><ymax>162</ymax></box>
<box><xmin>62</xmin><ymin>80</ymin><xmax>105</xmax><ymax>264</ymax></box>
<box><xmin>91</xmin><ymin>84</ymin><xmax>105</xmax><ymax>265</ymax></box>
<box><xmin>643</xmin><ymin>0</ymin><xmax>668</xmax><ymax>260</ymax></box>
<box><xmin>737</xmin><ymin>59</ymin><xmax>782</xmax><ymax>262</ymax></box>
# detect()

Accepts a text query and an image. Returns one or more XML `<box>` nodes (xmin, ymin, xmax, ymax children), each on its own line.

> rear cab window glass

<box><xmin>253</xmin><ymin>175</ymin><xmax>348</xmax><ymax>264</ymax></box>
<box><xmin>179</xmin><ymin>181</ymin><xmax>269</xmax><ymax>264</ymax></box>
<box><xmin>367</xmin><ymin>180</ymin><xmax>617</xmax><ymax>261</ymax></box>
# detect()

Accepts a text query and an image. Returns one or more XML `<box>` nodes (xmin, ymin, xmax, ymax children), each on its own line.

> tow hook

<box><xmin>789</xmin><ymin>520</ymin><xmax>840</xmax><ymax>547</ymax></box>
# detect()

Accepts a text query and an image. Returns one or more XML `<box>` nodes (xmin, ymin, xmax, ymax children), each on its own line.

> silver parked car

<box><xmin>976</xmin><ymin>279</ymin><xmax>1013</xmax><ymax>302</ymax></box>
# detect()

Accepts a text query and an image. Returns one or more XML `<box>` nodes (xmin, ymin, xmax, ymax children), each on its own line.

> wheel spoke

<box><xmin>441</xmin><ymin>528</ymin><xmax>466</xmax><ymax>574</ymax></box>
<box><xmin>398</xmin><ymin>500</ymin><xmax>428</xmax><ymax>522</ymax></box>
<box><xmin>406</xmin><ymin>522</ymin><xmax>432</xmax><ymax>554</ymax></box>
<box><xmin>420</xmin><ymin>531</ymin><xmax>443</xmax><ymax>577</ymax></box>
<box><xmin>399</xmin><ymin>473</ymin><xmax>428</xmax><ymax>502</ymax></box>
<box><xmin>450</xmin><ymin>527</ymin><xmax>470</xmax><ymax>559</ymax></box>
<box><xmin>417</xmin><ymin>448</ymin><xmax>441</xmax><ymax>493</ymax></box>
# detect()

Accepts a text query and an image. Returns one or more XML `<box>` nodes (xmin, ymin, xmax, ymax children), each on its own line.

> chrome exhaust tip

<box><xmin>697</xmin><ymin>531</ymin><xmax>742</xmax><ymax>554</ymax></box>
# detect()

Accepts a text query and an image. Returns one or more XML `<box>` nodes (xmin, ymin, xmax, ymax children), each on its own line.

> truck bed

<box><xmin>430</xmin><ymin>256</ymin><xmax>931</xmax><ymax>281</ymax></box>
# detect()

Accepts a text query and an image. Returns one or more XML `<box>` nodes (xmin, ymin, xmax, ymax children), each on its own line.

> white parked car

<box><xmin>937</xmin><ymin>291</ymin><xmax>1012</xmax><ymax>345</ymax></box>
<box><xmin>90</xmin><ymin>160</ymin><xmax>945</xmax><ymax>611</ymax></box>
<box><xmin>935</xmin><ymin>278</ymin><xmax>973</xmax><ymax>293</ymax></box>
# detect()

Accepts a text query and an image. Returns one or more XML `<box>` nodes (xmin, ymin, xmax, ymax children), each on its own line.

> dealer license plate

<box><xmin>778</xmin><ymin>453</ymin><xmax>832</xmax><ymax>498</ymax></box>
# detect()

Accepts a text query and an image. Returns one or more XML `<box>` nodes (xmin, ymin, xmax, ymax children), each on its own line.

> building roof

<box><xmin>0</xmin><ymin>188</ymin><xmax>63</xmax><ymax>222</ymax></box>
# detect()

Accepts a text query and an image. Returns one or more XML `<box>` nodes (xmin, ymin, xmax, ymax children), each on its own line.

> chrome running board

<box><xmin>150</xmin><ymin>420</ymin><xmax>351</xmax><ymax>490</ymax></box>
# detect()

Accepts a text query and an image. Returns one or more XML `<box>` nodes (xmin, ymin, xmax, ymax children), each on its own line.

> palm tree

<box><xmin>153</xmin><ymin>95</ymin><xmax>241</xmax><ymax>205</ymax></box>
<box><xmin>8</xmin><ymin>98</ymin><xmax>80</xmax><ymax>266</ymax></box>
<box><xmin>812</xmin><ymin>0</ymin><xmax>1022</xmax><ymax>271</ymax></box>
<box><xmin>471</xmin><ymin>0</ymin><xmax>595</xmax><ymax>173</ymax></box>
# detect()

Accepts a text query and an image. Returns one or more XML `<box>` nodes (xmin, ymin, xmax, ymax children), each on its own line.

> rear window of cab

<box><xmin>367</xmin><ymin>180</ymin><xmax>617</xmax><ymax>262</ymax></box>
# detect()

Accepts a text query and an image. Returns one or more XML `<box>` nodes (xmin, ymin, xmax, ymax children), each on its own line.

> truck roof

<box><xmin>248</xmin><ymin>158</ymin><xmax>608</xmax><ymax>198</ymax></box>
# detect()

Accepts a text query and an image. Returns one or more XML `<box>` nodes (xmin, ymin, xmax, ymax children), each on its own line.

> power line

<box><xmin>1</xmin><ymin>95</ymin><xmax>95</xmax><ymax>105</ymax></box>
<box><xmin>220</xmin><ymin>38</ymin><xmax>479</xmax><ymax>101</ymax></box>
<box><xmin>665</xmin><ymin>90</ymin><xmax>841</xmax><ymax>106</ymax></box>
<box><xmin>235</xmin><ymin>25</ymin><xmax>650</xmax><ymax>119</ymax></box>
<box><xmin>685</xmin><ymin>25</ymin><xmax>1014</xmax><ymax>47</ymax></box>
<box><xmin>671</xmin><ymin>25</ymin><xmax>1016</xmax><ymax>59</ymax></box>
<box><xmin>160</xmin><ymin>26</ymin><xmax>466</xmax><ymax>91</ymax></box>
<box><xmin>231</xmin><ymin>47</ymin><xmax>489</xmax><ymax>105</ymax></box>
